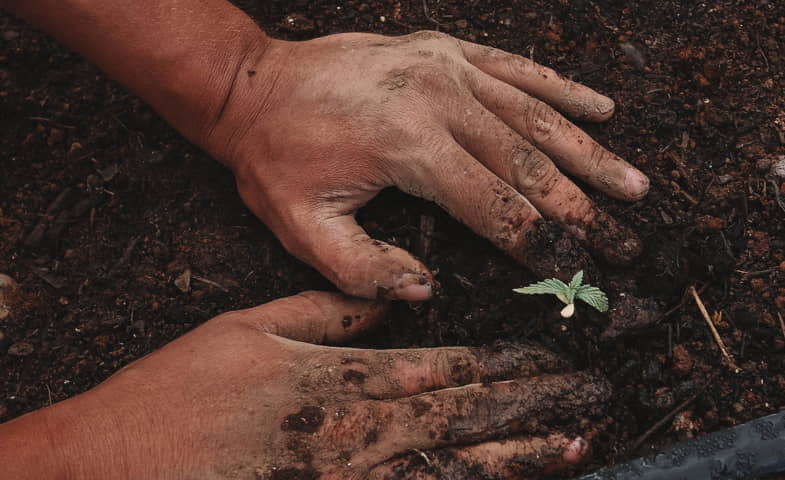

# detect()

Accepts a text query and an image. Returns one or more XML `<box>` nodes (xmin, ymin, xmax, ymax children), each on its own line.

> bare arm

<box><xmin>1</xmin><ymin>0</ymin><xmax>270</xmax><ymax>152</ymax></box>
<box><xmin>2</xmin><ymin>0</ymin><xmax>649</xmax><ymax>302</ymax></box>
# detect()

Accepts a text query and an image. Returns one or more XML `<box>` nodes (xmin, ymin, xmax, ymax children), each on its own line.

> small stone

<box><xmin>174</xmin><ymin>269</ymin><xmax>191</xmax><ymax>293</ymax></box>
<box><xmin>454</xmin><ymin>19</ymin><xmax>469</xmax><ymax>28</ymax></box>
<box><xmin>620</xmin><ymin>42</ymin><xmax>646</xmax><ymax>70</ymax></box>
<box><xmin>717</xmin><ymin>174</ymin><xmax>733</xmax><ymax>185</ymax></box>
<box><xmin>2</xmin><ymin>30</ymin><xmax>19</xmax><ymax>41</ymax></box>
<box><xmin>0</xmin><ymin>403</ymin><xmax>8</xmax><ymax>418</ymax></box>
<box><xmin>0</xmin><ymin>305</ymin><xmax>9</xmax><ymax>320</ymax></box>
<box><xmin>8</xmin><ymin>342</ymin><xmax>34</xmax><ymax>356</ymax></box>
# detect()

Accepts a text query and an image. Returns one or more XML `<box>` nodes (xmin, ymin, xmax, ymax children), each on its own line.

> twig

<box><xmin>630</xmin><ymin>373</ymin><xmax>717</xmax><ymax>453</ymax></box>
<box><xmin>689</xmin><ymin>286</ymin><xmax>740</xmax><ymax>372</ymax></box>
<box><xmin>735</xmin><ymin>266</ymin><xmax>779</xmax><ymax>278</ymax></box>
<box><xmin>778</xmin><ymin>312</ymin><xmax>785</xmax><ymax>342</ymax></box>
<box><xmin>192</xmin><ymin>274</ymin><xmax>230</xmax><ymax>293</ymax></box>
<box><xmin>422</xmin><ymin>0</ymin><xmax>440</xmax><ymax>29</ymax></box>
<box><xmin>105</xmin><ymin>236</ymin><xmax>140</xmax><ymax>278</ymax></box>
<box><xmin>660</xmin><ymin>283</ymin><xmax>708</xmax><ymax>321</ymax></box>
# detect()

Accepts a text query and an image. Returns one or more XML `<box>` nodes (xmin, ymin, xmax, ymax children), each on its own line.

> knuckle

<box><xmin>408</xmin><ymin>30</ymin><xmax>448</xmax><ymax>42</ymax></box>
<box><xmin>439</xmin><ymin>350</ymin><xmax>479</xmax><ymax>386</ymax></box>
<box><xmin>526</xmin><ymin>100</ymin><xmax>562</xmax><ymax>144</ymax></box>
<box><xmin>320</xmin><ymin>401</ymin><xmax>391</xmax><ymax>449</ymax></box>
<box><xmin>512</xmin><ymin>144</ymin><xmax>557</xmax><ymax>193</ymax></box>
<box><xmin>508</xmin><ymin>53</ymin><xmax>536</xmax><ymax>78</ymax></box>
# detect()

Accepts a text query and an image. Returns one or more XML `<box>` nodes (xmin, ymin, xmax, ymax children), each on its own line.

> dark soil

<box><xmin>2</xmin><ymin>0</ymin><xmax>785</xmax><ymax>477</ymax></box>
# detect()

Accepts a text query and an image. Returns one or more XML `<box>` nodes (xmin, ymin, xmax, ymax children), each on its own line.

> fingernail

<box><xmin>596</xmin><ymin>96</ymin><xmax>615</xmax><ymax>115</ymax></box>
<box><xmin>395</xmin><ymin>273</ymin><xmax>432</xmax><ymax>301</ymax></box>
<box><xmin>624</xmin><ymin>169</ymin><xmax>650</xmax><ymax>199</ymax></box>
<box><xmin>562</xmin><ymin>436</ymin><xmax>589</xmax><ymax>464</ymax></box>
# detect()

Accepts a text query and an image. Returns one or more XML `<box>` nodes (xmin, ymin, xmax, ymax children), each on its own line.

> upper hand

<box><xmin>205</xmin><ymin>31</ymin><xmax>650</xmax><ymax>300</ymax></box>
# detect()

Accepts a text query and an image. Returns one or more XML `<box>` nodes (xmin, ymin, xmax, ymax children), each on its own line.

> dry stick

<box><xmin>689</xmin><ymin>286</ymin><xmax>740</xmax><ymax>372</ymax></box>
<box><xmin>778</xmin><ymin>312</ymin><xmax>785</xmax><ymax>342</ymax></box>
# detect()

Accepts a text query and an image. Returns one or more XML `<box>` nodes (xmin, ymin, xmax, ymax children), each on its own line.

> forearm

<box><xmin>0</xmin><ymin>387</ymin><xmax>180</xmax><ymax>479</ymax></box>
<box><xmin>1</xmin><ymin>0</ymin><xmax>271</xmax><ymax>153</ymax></box>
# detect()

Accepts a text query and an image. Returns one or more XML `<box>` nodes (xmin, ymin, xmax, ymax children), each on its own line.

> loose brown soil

<box><xmin>2</xmin><ymin>0</ymin><xmax>784</xmax><ymax>477</ymax></box>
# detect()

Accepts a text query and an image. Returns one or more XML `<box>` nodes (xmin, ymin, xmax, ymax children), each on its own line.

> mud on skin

<box><xmin>516</xmin><ymin>219</ymin><xmax>600</xmax><ymax>282</ymax></box>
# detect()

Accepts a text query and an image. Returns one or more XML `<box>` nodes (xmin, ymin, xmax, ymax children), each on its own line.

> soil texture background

<box><xmin>1</xmin><ymin>0</ymin><xmax>785</xmax><ymax>477</ymax></box>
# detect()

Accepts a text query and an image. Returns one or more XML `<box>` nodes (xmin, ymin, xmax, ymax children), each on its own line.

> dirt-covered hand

<box><xmin>205</xmin><ymin>31</ymin><xmax>649</xmax><ymax>300</ymax></box>
<box><xmin>19</xmin><ymin>292</ymin><xmax>610</xmax><ymax>479</ymax></box>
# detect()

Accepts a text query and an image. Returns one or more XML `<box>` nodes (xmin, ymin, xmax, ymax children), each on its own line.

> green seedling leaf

<box><xmin>514</xmin><ymin>270</ymin><xmax>608</xmax><ymax>316</ymax></box>
<box><xmin>513</xmin><ymin>278</ymin><xmax>568</xmax><ymax>297</ymax></box>
<box><xmin>575</xmin><ymin>285</ymin><xmax>609</xmax><ymax>312</ymax></box>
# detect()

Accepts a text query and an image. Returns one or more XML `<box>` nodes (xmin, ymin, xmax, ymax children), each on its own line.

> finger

<box><xmin>399</xmin><ymin>138</ymin><xmax>594</xmax><ymax>280</ymax></box>
<box><xmin>337</xmin><ymin>341</ymin><xmax>570</xmax><ymax>399</ymax></box>
<box><xmin>460</xmin><ymin>40</ymin><xmax>616</xmax><ymax>122</ymax></box>
<box><xmin>277</xmin><ymin>212</ymin><xmax>433</xmax><ymax>301</ymax></box>
<box><xmin>467</xmin><ymin>70</ymin><xmax>649</xmax><ymax>202</ymax></box>
<box><xmin>370</xmin><ymin>434</ymin><xmax>590</xmax><ymax>480</ymax></box>
<box><xmin>228</xmin><ymin>290</ymin><xmax>388</xmax><ymax>344</ymax></box>
<box><xmin>450</xmin><ymin>100</ymin><xmax>641</xmax><ymax>264</ymax></box>
<box><xmin>315</xmin><ymin>372</ymin><xmax>610</xmax><ymax>467</ymax></box>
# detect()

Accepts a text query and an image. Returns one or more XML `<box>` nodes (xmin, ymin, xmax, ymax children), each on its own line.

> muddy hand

<box><xmin>206</xmin><ymin>31</ymin><xmax>649</xmax><ymax>299</ymax></box>
<box><xmin>2</xmin><ymin>292</ymin><xmax>610</xmax><ymax>478</ymax></box>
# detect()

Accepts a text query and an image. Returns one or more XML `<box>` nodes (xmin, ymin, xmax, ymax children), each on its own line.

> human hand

<box><xmin>204</xmin><ymin>31</ymin><xmax>649</xmax><ymax>301</ymax></box>
<box><xmin>6</xmin><ymin>292</ymin><xmax>610</xmax><ymax>479</ymax></box>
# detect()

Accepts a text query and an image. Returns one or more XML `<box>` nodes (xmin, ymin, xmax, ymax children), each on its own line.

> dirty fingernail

<box><xmin>395</xmin><ymin>273</ymin><xmax>432</xmax><ymax>301</ymax></box>
<box><xmin>596</xmin><ymin>96</ymin><xmax>615</xmax><ymax>116</ymax></box>
<box><xmin>562</xmin><ymin>436</ymin><xmax>589</xmax><ymax>464</ymax></box>
<box><xmin>624</xmin><ymin>169</ymin><xmax>650</xmax><ymax>199</ymax></box>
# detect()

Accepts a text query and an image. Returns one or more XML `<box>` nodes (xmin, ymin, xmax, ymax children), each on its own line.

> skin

<box><xmin>0</xmin><ymin>292</ymin><xmax>610</xmax><ymax>479</ymax></box>
<box><xmin>3</xmin><ymin>0</ymin><xmax>648</xmax><ymax>300</ymax></box>
<box><xmin>0</xmin><ymin>0</ymin><xmax>643</xmax><ymax>477</ymax></box>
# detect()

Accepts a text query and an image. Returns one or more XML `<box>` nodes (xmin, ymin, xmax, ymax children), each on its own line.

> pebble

<box><xmin>174</xmin><ymin>269</ymin><xmax>192</xmax><ymax>293</ymax></box>
<box><xmin>8</xmin><ymin>342</ymin><xmax>34</xmax><ymax>356</ymax></box>
<box><xmin>620</xmin><ymin>42</ymin><xmax>646</xmax><ymax>70</ymax></box>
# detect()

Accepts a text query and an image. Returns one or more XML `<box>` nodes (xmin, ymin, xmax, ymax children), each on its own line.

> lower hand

<box><xmin>7</xmin><ymin>292</ymin><xmax>610</xmax><ymax>479</ymax></box>
<box><xmin>205</xmin><ymin>31</ymin><xmax>649</xmax><ymax>300</ymax></box>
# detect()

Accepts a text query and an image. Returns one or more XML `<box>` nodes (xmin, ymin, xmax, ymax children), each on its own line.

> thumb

<box><xmin>278</xmin><ymin>212</ymin><xmax>434</xmax><ymax>301</ymax></box>
<box><xmin>230</xmin><ymin>291</ymin><xmax>388</xmax><ymax>345</ymax></box>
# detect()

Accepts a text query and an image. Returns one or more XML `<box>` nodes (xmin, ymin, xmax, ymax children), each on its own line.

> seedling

<box><xmin>513</xmin><ymin>270</ymin><xmax>608</xmax><ymax>318</ymax></box>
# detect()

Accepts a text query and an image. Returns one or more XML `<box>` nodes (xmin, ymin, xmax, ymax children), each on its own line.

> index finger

<box><xmin>459</xmin><ymin>40</ymin><xmax>616</xmax><ymax>122</ymax></box>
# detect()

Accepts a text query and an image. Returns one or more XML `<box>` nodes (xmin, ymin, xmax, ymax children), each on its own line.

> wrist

<box><xmin>199</xmin><ymin>37</ymin><xmax>293</xmax><ymax>172</ymax></box>
<box><xmin>0</xmin><ymin>394</ymin><xmax>119</xmax><ymax>479</ymax></box>
<box><xmin>0</xmin><ymin>387</ymin><xmax>174</xmax><ymax>480</ymax></box>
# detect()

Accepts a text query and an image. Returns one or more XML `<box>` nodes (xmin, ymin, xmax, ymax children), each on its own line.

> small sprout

<box><xmin>513</xmin><ymin>270</ymin><xmax>608</xmax><ymax>318</ymax></box>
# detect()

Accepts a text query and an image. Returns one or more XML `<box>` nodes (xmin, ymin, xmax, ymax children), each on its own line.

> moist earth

<box><xmin>2</xmin><ymin>0</ymin><xmax>785</xmax><ymax>477</ymax></box>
